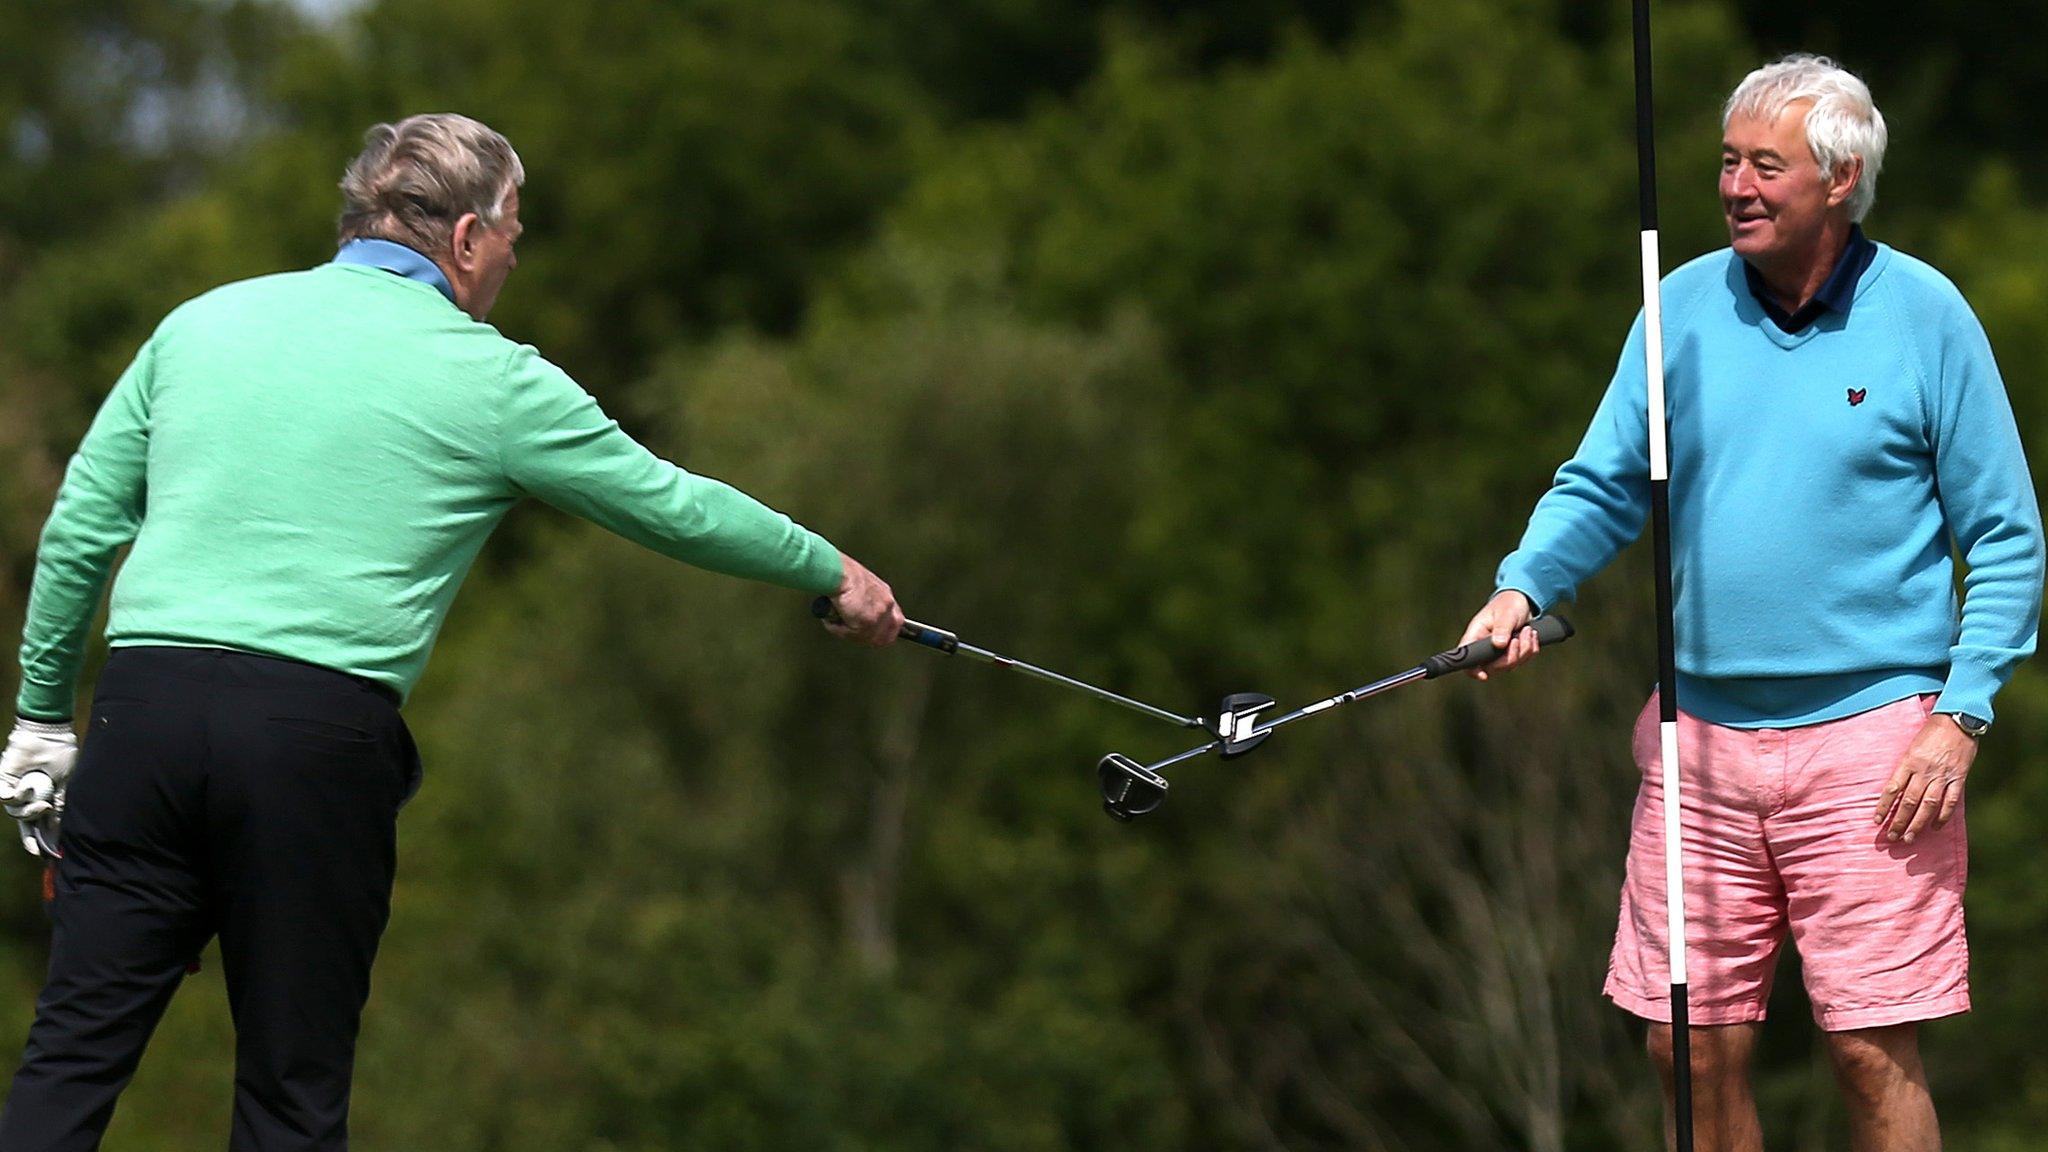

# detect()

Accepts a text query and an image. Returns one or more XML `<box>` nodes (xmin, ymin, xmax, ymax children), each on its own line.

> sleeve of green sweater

<box><xmin>497</xmin><ymin>345</ymin><xmax>845</xmax><ymax>594</ymax></box>
<box><xmin>15</xmin><ymin>337</ymin><xmax>157</xmax><ymax>721</ymax></box>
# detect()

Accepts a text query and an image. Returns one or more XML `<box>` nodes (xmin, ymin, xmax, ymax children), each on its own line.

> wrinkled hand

<box><xmin>1875</xmin><ymin>714</ymin><xmax>1978</xmax><ymax>844</ymax></box>
<box><xmin>821</xmin><ymin>554</ymin><xmax>904</xmax><ymax>647</ymax></box>
<box><xmin>1</xmin><ymin>718</ymin><xmax>78</xmax><ymax>856</ymax></box>
<box><xmin>1455</xmin><ymin>590</ymin><xmax>1542</xmax><ymax>681</ymax></box>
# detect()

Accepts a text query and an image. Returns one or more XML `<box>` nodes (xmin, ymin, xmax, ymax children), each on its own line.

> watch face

<box><xmin>1952</xmin><ymin>712</ymin><xmax>1991</xmax><ymax>737</ymax></box>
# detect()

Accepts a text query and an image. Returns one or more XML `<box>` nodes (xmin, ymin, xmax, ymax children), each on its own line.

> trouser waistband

<box><xmin>105</xmin><ymin>646</ymin><xmax>401</xmax><ymax>709</ymax></box>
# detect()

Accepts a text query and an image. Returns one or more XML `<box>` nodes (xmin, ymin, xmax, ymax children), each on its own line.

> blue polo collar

<box><xmin>1742</xmin><ymin>224</ymin><xmax>1876</xmax><ymax>333</ymax></box>
<box><xmin>332</xmin><ymin>238</ymin><xmax>457</xmax><ymax>304</ymax></box>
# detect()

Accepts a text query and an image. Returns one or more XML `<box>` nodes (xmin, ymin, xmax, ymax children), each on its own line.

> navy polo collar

<box><xmin>1742</xmin><ymin>224</ymin><xmax>1876</xmax><ymax>333</ymax></box>
<box><xmin>332</xmin><ymin>238</ymin><xmax>457</xmax><ymax>304</ymax></box>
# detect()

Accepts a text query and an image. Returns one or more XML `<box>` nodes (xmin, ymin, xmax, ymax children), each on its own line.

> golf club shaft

<box><xmin>952</xmin><ymin>640</ymin><xmax>1204</xmax><ymax>729</ymax></box>
<box><xmin>1135</xmin><ymin>614</ymin><xmax>1575</xmax><ymax>775</ymax></box>
<box><xmin>1144</xmin><ymin>666</ymin><xmax>1429</xmax><ymax>775</ymax></box>
<box><xmin>812</xmin><ymin>597</ymin><xmax>1204</xmax><ymax>729</ymax></box>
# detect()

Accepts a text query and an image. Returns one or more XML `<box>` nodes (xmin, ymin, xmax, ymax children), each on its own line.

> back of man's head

<box><xmin>338</xmin><ymin>113</ymin><xmax>525</xmax><ymax>256</ymax></box>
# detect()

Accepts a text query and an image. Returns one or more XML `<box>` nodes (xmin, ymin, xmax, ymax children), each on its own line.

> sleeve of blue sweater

<box><xmin>1915</xmin><ymin>294</ymin><xmax>2045</xmax><ymax>722</ymax></box>
<box><xmin>1495</xmin><ymin>312</ymin><xmax>1653</xmax><ymax>611</ymax></box>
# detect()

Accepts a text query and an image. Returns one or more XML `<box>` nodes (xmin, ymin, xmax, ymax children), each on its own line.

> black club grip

<box><xmin>810</xmin><ymin>596</ymin><xmax>959</xmax><ymax>654</ymax></box>
<box><xmin>1422</xmin><ymin>615</ymin><xmax>1575</xmax><ymax>679</ymax></box>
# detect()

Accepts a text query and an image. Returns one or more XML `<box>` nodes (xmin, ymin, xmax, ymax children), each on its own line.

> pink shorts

<box><xmin>1606</xmin><ymin>693</ymin><xmax>1970</xmax><ymax>1031</ymax></box>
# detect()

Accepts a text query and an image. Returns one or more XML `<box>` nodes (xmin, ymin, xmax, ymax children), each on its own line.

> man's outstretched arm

<box><xmin>495</xmin><ymin>346</ymin><xmax>902</xmax><ymax>643</ymax></box>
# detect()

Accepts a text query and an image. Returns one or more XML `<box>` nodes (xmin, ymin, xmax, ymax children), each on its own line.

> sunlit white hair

<box><xmin>1723</xmin><ymin>54</ymin><xmax>1887</xmax><ymax>222</ymax></box>
<box><xmin>338</xmin><ymin>113</ymin><xmax>525</xmax><ymax>254</ymax></box>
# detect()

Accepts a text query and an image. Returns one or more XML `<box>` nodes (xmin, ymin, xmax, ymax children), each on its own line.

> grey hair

<box><xmin>1723</xmin><ymin>55</ymin><xmax>1887</xmax><ymax>222</ymax></box>
<box><xmin>337</xmin><ymin>113</ymin><xmax>525</xmax><ymax>253</ymax></box>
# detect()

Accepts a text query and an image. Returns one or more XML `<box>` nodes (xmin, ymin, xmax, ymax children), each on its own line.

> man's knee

<box><xmin>1647</xmin><ymin>1024</ymin><xmax>1674</xmax><ymax>1075</ymax></box>
<box><xmin>1647</xmin><ymin>1023</ymin><xmax>1762</xmax><ymax>1087</ymax></box>
<box><xmin>1826</xmin><ymin>1024</ymin><xmax>1923</xmax><ymax>1102</ymax></box>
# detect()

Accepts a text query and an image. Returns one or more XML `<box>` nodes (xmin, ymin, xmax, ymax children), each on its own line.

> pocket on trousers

<box><xmin>88</xmin><ymin>698</ymin><xmax>146</xmax><ymax>728</ymax></box>
<box><xmin>267</xmin><ymin>715</ymin><xmax>379</xmax><ymax>745</ymax></box>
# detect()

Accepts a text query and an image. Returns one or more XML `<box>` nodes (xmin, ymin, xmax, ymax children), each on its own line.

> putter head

<box><xmin>1098</xmin><ymin>752</ymin><xmax>1169</xmax><ymax>822</ymax></box>
<box><xmin>1213</xmin><ymin>692</ymin><xmax>1276</xmax><ymax>760</ymax></box>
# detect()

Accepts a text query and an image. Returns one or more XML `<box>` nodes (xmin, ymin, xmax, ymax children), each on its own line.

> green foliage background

<box><xmin>3</xmin><ymin>1</ymin><xmax>2047</xmax><ymax>1147</ymax></box>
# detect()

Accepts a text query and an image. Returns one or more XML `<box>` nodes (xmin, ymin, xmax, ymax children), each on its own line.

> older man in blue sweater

<box><xmin>1461</xmin><ymin>56</ymin><xmax>2043</xmax><ymax>1152</ymax></box>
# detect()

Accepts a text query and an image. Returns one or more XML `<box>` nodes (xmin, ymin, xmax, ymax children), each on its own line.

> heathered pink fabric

<box><xmin>1605</xmin><ymin>693</ymin><xmax>1970</xmax><ymax>1031</ymax></box>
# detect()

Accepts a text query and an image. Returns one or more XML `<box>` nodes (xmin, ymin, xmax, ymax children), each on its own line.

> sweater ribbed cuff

<box><xmin>1495</xmin><ymin>553</ymin><xmax>1573</xmax><ymax>616</ymax></box>
<box><xmin>1934</xmin><ymin>659</ymin><xmax>2004</xmax><ymax>725</ymax></box>
<box><xmin>809</xmin><ymin>543</ymin><xmax>848</xmax><ymax>597</ymax></box>
<box><xmin>15</xmin><ymin>681</ymin><xmax>74</xmax><ymax>727</ymax></box>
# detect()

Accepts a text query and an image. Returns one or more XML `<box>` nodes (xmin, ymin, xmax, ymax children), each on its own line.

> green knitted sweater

<box><xmin>17</xmin><ymin>261</ymin><xmax>842</xmax><ymax>719</ymax></box>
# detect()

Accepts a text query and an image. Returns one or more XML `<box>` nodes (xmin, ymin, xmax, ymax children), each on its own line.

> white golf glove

<box><xmin>1</xmin><ymin>718</ymin><xmax>78</xmax><ymax>857</ymax></box>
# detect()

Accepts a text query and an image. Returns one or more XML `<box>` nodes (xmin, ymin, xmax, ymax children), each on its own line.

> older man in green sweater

<box><xmin>0</xmin><ymin>113</ymin><xmax>902</xmax><ymax>1151</ymax></box>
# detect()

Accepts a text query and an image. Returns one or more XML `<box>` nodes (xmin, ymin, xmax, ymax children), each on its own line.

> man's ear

<box><xmin>449</xmin><ymin>212</ymin><xmax>483</xmax><ymax>270</ymax></box>
<box><xmin>1827</xmin><ymin>155</ymin><xmax>1864</xmax><ymax>210</ymax></box>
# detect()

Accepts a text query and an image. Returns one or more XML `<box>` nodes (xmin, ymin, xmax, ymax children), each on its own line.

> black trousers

<box><xmin>0</xmin><ymin>647</ymin><xmax>419</xmax><ymax>1151</ymax></box>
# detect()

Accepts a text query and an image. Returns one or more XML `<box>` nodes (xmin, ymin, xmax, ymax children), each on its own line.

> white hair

<box><xmin>338</xmin><ymin>113</ymin><xmax>525</xmax><ymax>253</ymax></box>
<box><xmin>1723</xmin><ymin>54</ymin><xmax>1887</xmax><ymax>222</ymax></box>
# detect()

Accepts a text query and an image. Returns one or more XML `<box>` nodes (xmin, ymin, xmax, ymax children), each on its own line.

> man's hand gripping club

<box><xmin>818</xmin><ymin>554</ymin><xmax>905</xmax><ymax>647</ymax></box>
<box><xmin>1</xmin><ymin>718</ymin><xmax>77</xmax><ymax>857</ymax></box>
<box><xmin>1456</xmin><ymin>589</ymin><xmax>1547</xmax><ymax>679</ymax></box>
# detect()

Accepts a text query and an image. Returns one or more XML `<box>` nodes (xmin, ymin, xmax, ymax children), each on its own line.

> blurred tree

<box><xmin>0</xmin><ymin>0</ymin><xmax>292</xmax><ymax>260</ymax></box>
<box><xmin>6</xmin><ymin>0</ymin><xmax>2048</xmax><ymax>1148</ymax></box>
<box><xmin>849</xmin><ymin>0</ymin><xmax>1750</xmax><ymax>685</ymax></box>
<box><xmin>335</xmin><ymin>290</ymin><xmax>1193</xmax><ymax>1150</ymax></box>
<box><xmin>1728</xmin><ymin>3</ymin><xmax>2048</xmax><ymax>203</ymax></box>
<box><xmin>0</xmin><ymin>0</ymin><xmax>299</xmax><ymax>628</ymax></box>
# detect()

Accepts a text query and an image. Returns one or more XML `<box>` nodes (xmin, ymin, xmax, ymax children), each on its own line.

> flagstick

<box><xmin>1630</xmin><ymin>1</ymin><xmax>1693</xmax><ymax>1148</ymax></box>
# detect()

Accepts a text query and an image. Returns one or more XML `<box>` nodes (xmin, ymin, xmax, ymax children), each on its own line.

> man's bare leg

<box><xmin>1825</xmin><ymin>1023</ymin><xmax>1939</xmax><ymax>1152</ymax></box>
<box><xmin>1647</xmin><ymin>1022</ymin><xmax>1764</xmax><ymax>1152</ymax></box>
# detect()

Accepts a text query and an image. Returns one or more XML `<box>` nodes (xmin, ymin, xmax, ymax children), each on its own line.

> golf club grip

<box><xmin>899</xmin><ymin>620</ymin><xmax>960</xmax><ymax>654</ymax></box>
<box><xmin>810</xmin><ymin>596</ymin><xmax>960</xmax><ymax>654</ymax></box>
<box><xmin>1422</xmin><ymin>614</ymin><xmax>1575</xmax><ymax>678</ymax></box>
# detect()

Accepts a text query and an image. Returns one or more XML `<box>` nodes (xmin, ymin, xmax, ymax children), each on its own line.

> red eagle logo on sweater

<box><xmin>1847</xmin><ymin>388</ymin><xmax>1868</xmax><ymax>406</ymax></box>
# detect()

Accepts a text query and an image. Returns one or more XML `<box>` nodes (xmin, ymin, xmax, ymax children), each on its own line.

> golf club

<box><xmin>1099</xmin><ymin>614</ymin><xmax>1576</xmax><ymax>821</ymax></box>
<box><xmin>811</xmin><ymin>596</ymin><xmax>1230</xmax><ymax>734</ymax></box>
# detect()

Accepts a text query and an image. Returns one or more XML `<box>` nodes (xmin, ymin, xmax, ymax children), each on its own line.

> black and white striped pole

<box><xmin>1630</xmin><ymin>1</ymin><xmax>1693</xmax><ymax>1148</ymax></box>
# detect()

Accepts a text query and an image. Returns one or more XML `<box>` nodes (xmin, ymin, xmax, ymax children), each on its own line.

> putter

<box><xmin>1099</xmin><ymin>614</ymin><xmax>1576</xmax><ymax>821</ymax></box>
<box><xmin>810</xmin><ymin>596</ymin><xmax>1263</xmax><ymax>737</ymax></box>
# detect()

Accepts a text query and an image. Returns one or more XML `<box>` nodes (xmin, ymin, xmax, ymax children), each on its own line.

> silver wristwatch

<box><xmin>1946</xmin><ymin>711</ymin><xmax>1991</xmax><ymax>739</ymax></box>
